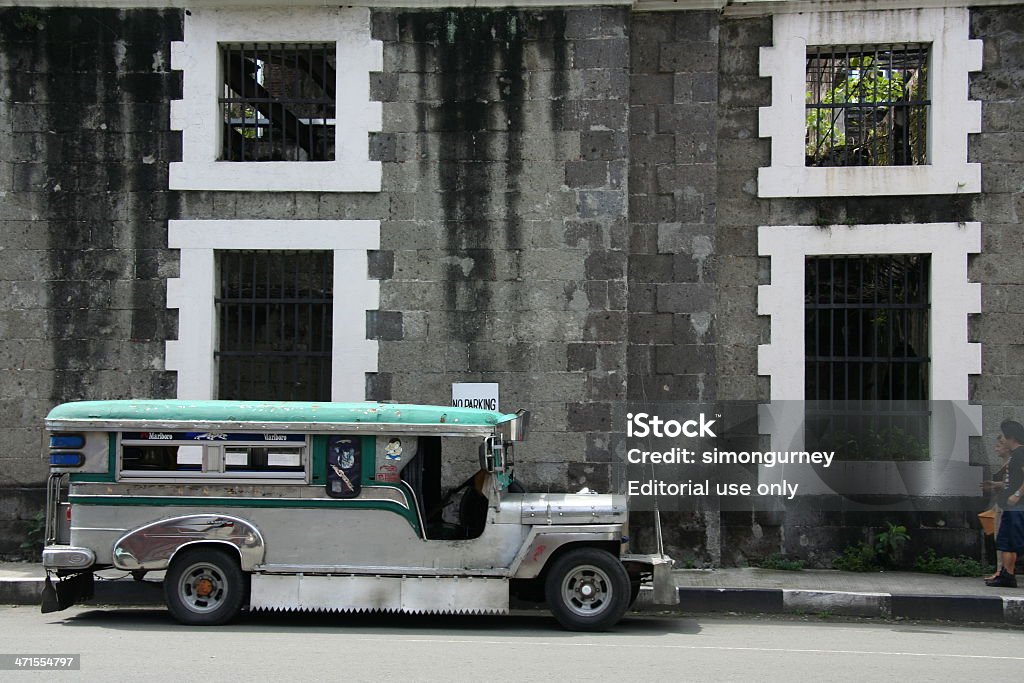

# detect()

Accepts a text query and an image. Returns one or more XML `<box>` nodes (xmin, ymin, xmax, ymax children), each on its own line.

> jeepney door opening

<box><xmin>400</xmin><ymin>437</ymin><xmax>488</xmax><ymax>541</ymax></box>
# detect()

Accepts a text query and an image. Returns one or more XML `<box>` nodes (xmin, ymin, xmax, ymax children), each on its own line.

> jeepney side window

<box><xmin>119</xmin><ymin>431</ymin><xmax>308</xmax><ymax>480</ymax></box>
<box><xmin>225</xmin><ymin>445</ymin><xmax>304</xmax><ymax>473</ymax></box>
<box><xmin>121</xmin><ymin>444</ymin><xmax>204</xmax><ymax>472</ymax></box>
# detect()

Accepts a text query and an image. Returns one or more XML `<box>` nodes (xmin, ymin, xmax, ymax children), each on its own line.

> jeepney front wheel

<box><xmin>164</xmin><ymin>547</ymin><xmax>247</xmax><ymax>626</ymax></box>
<box><xmin>544</xmin><ymin>548</ymin><xmax>630</xmax><ymax>631</ymax></box>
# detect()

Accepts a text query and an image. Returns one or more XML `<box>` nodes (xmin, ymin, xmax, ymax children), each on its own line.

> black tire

<box><xmin>544</xmin><ymin>548</ymin><xmax>630</xmax><ymax>631</ymax></box>
<box><xmin>164</xmin><ymin>547</ymin><xmax>247</xmax><ymax>626</ymax></box>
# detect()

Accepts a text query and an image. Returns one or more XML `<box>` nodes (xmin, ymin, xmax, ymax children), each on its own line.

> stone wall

<box><xmin>368</xmin><ymin>8</ymin><xmax>631</xmax><ymax>491</ymax></box>
<box><xmin>707</xmin><ymin>7</ymin><xmax>1024</xmax><ymax>568</ymax></box>
<box><xmin>1</xmin><ymin>4</ymin><xmax>1022</xmax><ymax>565</ymax></box>
<box><xmin>627</xmin><ymin>10</ymin><xmax>724</xmax><ymax>563</ymax></box>
<box><xmin>0</xmin><ymin>8</ymin><xmax>182</xmax><ymax>555</ymax></box>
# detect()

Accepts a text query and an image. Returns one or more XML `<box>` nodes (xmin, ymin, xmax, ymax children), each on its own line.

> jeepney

<box><xmin>41</xmin><ymin>400</ymin><xmax>677</xmax><ymax>631</ymax></box>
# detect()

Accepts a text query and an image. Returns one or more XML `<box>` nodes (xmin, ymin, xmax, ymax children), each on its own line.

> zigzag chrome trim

<box><xmin>250</xmin><ymin>574</ymin><xmax>510</xmax><ymax>614</ymax></box>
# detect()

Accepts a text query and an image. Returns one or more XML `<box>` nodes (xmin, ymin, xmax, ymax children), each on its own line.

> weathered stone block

<box><xmin>654</xmin><ymin>344</ymin><xmax>716</xmax><ymax>375</ymax></box>
<box><xmin>578</xmin><ymin>189</ymin><xmax>625</xmax><ymax>218</ymax></box>
<box><xmin>656</xmin><ymin>283</ymin><xmax>715</xmax><ymax>313</ymax></box>
<box><xmin>584</xmin><ymin>251</ymin><xmax>627</xmax><ymax>280</ymax></box>
<box><xmin>580</xmin><ymin>130</ymin><xmax>627</xmax><ymax>160</ymax></box>
<box><xmin>573</xmin><ymin>38</ymin><xmax>629</xmax><ymax>70</ymax></box>
<box><xmin>628</xmin><ymin>312</ymin><xmax>674</xmax><ymax>344</ymax></box>
<box><xmin>629</xmin><ymin>194</ymin><xmax>675</xmax><ymax>223</ymax></box>
<box><xmin>567</xmin><ymin>401</ymin><xmax>612</xmax><ymax>431</ymax></box>
<box><xmin>567</xmin><ymin>342</ymin><xmax>598</xmax><ymax>371</ymax></box>
<box><xmin>366</xmin><ymin>310</ymin><xmax>404</xmax><ymax>341</ymax></box>
<box><xmin>629</xmin><ymin>73</ymin><xmax>674</xmax><ymax>104</ymax></box>
<box><xmin>628</xmin><ymin>254</ymin><xmax>674</xmax><ymax>282</ymax></box>
<box><xmin>583</xmin><ymin>311</ymin><xmax>626</xmax><ymax>341</ymax></box>
<box><xmin>565</xmin><ymin>160</ymin><xmax>607</xmax><ymax>188</ymax></box>
<box><xmin>659</xmin><ymin>41</ymin><xmax>717</xmax><ymax>73</ymax></box>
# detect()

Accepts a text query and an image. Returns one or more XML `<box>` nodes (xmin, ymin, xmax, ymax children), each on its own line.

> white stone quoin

<box><xmin>758</xmin><ymin>8</ymin><xmax>982</xmax><ymax>198</ymax></box>
<box><xmin>165</xmin><ymin>220</ymin><xmax>381</xmax><ymax>401</ymax></box>
<box><xmin>169</xmin><ymin>7</ymin><xmax>383</xmax><ymax>192</ymax></box>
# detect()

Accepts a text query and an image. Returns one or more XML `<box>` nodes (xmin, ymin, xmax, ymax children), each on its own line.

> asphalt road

<box><xmin>0</xmin><ymin>606</ymin><xmax>1019</xmax><ymax>681</ymax></box>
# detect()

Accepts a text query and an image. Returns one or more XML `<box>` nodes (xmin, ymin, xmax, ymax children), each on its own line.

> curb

<box><xmin>4</xmin><ymin>578</ymin><xmax>1023</xmax><ymax>626</ymax></box>
<box><xmin>0</xmin><ymin>577</ymin><xmax>163</xmax><ymax>608</ymax></box>
<box><xmin>638</xmin><ymin>587</ymin><xmax>1024</xmax><ymax>625</ymax></box>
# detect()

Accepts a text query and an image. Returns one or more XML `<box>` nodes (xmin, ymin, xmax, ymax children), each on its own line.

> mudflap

<box><xmin>41</xmin><ymin>572</ymin><xmax>94</xmax><ymax>614</ymax></box>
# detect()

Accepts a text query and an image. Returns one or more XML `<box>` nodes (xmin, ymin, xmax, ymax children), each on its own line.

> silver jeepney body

<box><xmin>42</xmin><ymin>401</ymin><xmax>678</xmax><ymax>616</ymax></box>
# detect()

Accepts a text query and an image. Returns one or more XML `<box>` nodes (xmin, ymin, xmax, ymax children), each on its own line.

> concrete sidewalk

<box><xmin>3</xmin><ymin>562</ymin><xmax>1022</xmax><ymax>625</ymax></box>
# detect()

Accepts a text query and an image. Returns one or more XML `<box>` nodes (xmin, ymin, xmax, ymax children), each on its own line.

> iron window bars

<box><xmin>220</xmin><ymin>42</ymin><xmax>336</xmax><ymax>162</ymax></box>
<box><xmin>804</xmin><ymin>255</ymin><xmax>931</xmax><ymax>460</ymax></box>
<box><xmin>216</xmin><ymin>251</ymin><xmax>333</xmax><ymax>402</ymax></box>
<box><xmin>806</xmin><ymin>44</ymin><xmax>929</xmax><ymax>167</ymax></box>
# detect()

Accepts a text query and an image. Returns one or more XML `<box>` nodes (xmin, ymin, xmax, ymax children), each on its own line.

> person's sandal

<box><xmin>985</xmin><ymin>569</ymin><xmax>1018</xmax><ymax>588</ymax></box>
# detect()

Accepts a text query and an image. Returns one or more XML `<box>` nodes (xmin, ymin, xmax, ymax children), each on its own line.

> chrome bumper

<box><xmin>43</xmin><ymin>546</ymin><xmax>95</xmax><ymax>571</ymax></box>
<box><xmin>622</xmin><ymin>553</ymin><xmax>679</xmax><ymax>605</ymax></box>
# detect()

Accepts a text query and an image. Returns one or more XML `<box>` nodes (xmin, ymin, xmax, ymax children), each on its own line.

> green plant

<box><xmin>19</xmin><ymin>510</ymin><xmax>46</xmax><ymax>558</ymax></box>
<box><xmin>833</xmin><ymin>523</ymin><xmax>911</xmax><ymax>571</ymax></box>
<box><xmin>875</xmin><ymin>522</ymin><xmax>909</xmax><ymax>566</ymax></box>
<box><xmin>13</xmin><ymin>10</ymin><xmax>45</xmax><ymax>32</ymax></box>
<box><xmin>832</xmin><ymin>542</ymin><xmax>879</xmax><ymax>572</ymax></box>
<box><xmin>806</xmin><ymin>54</ymin><xmax>926</xmax><ymax>166</ymax></box>
<box><xmin>755</xmin><ymin>553</ymin><xmax>805</xmax><ymax>571</ymax></box>
<box><xmin>814</xmin><ymin>424</ymin><xmax>929</xmax><ymax>462</ymax></box>
<box><xmin>914</xmin><ymin>549</ymin><xmax>992</xmax><ymax>577</ymax></box>
<box><xmin>679</xmin><ymin>556</ymin><xmax>698</xmax><ymax>569</ymax></box>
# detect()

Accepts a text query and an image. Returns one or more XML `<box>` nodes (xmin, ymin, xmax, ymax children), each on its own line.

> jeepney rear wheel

<box><xmin>544</xmin><ymin>548</ymin><xmax>630</xmax><ymax>631</ymax></box>
<box><xmin>164</xmin><ymin>547</ymin><xmax>247</xmax><ymax>626</ymax></box>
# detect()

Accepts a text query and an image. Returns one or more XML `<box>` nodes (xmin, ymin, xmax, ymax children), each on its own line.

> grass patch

<box><xmin>754</xmin><ymin>553</ymin><xmax>805</xmax><ymax>571</ymax></box>
<box><xmin>913</xmin><ymin>549</ymin><xmax>992</xmax><ymax>577</ymax></box>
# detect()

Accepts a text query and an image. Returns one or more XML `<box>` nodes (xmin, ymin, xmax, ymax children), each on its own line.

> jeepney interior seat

<box><xmin>419</xmin><ymin>469</ymin><xmax>489</xmax><ymax>541</ymax></box>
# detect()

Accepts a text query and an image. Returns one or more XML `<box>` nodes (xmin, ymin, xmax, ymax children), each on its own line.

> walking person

<box><xmin>981</xmin><ymin>435</ymin><xmax>1012</xmax><ymax>581</ymax></box>
<box><xmin>985</xmin><ymin>420</ymin><xmax>1024</xmax><ymax>588</ymax></box>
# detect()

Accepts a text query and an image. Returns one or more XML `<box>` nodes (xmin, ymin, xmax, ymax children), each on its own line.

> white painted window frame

<box><xmin>169</xmin><ymin>7</ymin><xmax>382</xmax><ymax>192</ymax></box>
<box><xmin>758</xmin><ymin>8</ymin><xmax>982</xmax><ymax>197</ymax></box>
<box><xmin>166</xmin><ymin>220</ymin><xmax>381</xmax><ymax>401</ymax></box>
<box><xmin>757</xmin><ymin>222</ymin><xmax>982</xmax><ymax>495</ymax></box>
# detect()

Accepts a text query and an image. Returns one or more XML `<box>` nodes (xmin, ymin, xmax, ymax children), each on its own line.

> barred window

<box><xmin>220</xmin><ymin>42</ymin><xmax>336</xmax><ymax>162</ymax></box>
<box><xmin>806</xmin><ymin>45</ymin><xmax>929</xmax><ymax>167</ymax></box>
<box><xmin>805</xmin><ymin>255</ymin><xmax>930</xmax><ymax>460</ymax></box>
<box><xmin>216</xmin><ymin>251</ymin><xmax>333</xmax><ymax>401</ymax></box>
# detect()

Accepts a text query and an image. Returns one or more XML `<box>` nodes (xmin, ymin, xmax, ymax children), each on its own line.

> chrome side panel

<box><xmin>251</xmin><ymin>574</ymin><xmax>509</xmax><ymax>615</ymax></box>
<box><xmin>520</xmin><ymin>493</ymin><xmax>628</xmax><ymax>525</ymax></box>
<box><xmin>112</xmin><ymin>514</ymin><xmax>265</xmax><ymax>571</ymax></box>
<box><xmin>71</xmin><ymin>502</ymin><xmax>527</xmax><ymax>572</ymax></box>
<box><xmin>251</xmin><ymin>506</ymin><xmax>526</xmax><ymax>570</ymax></box>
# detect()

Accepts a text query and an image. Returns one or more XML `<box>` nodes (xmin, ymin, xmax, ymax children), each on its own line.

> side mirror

<box><xmin>479</xmin><ymin>435</ymin><xmax>505</xmax><ymax>473</ymax></box>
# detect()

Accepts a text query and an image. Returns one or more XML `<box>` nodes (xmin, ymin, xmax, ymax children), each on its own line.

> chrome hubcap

<box><xmin>561</xmin><ymin>564</ymin><xmax>611</xmax><ymax>617</ymax></box>
<box><xmin>177</xmin><ymin>561</ymin><xmax>228</xmax><ymax>614</ymax></box>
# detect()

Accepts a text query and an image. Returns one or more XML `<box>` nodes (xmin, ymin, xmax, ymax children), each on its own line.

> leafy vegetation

<box><xmin>806</xmin><ymin>54</ymin><xmax>926</xmax><ymax>167</ymax></box>
<box><xmin>19</xmin><ymin>510</ymin><xmax>46</xmax><ymax>559</ymax></box>
<box><xmin>914</xmin><ymin>549</ymin><xmax>992</xmax><ymax>577</ymax></box>
<box><xmin>754</xmin><ymin>553</ymin><xmax>805</xmax><ymax>571</ymax></box>
<box><xmin>815</xmin><ymin>425</ymin><xmax>929</xmax><ymax>462</ymax></box>
<box><xmin>832</xmin><ymin>523</ymin><xmax>909</xmax><ymax>571</ymax></box>
<box><xmin>832</xmin><ymin>542</ymin><xmax>880</xmax><ymax>572</ymax></box>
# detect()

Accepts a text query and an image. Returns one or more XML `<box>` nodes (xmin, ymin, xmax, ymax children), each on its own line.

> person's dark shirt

<box><xmin>998</xmin><ymin>446</ymin><xmax>1024</xmax><ymax>507</ymax></box>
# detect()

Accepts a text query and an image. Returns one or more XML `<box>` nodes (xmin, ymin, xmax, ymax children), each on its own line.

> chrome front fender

<box><xmin>508</xmin><ymin>525</ymin><xmax>624</xmax><ymax>579</ymax></box>
<box><xmin>112</xmin><ymin>514</ymin><xmax>265</xmax><ymax>572</ymax></box>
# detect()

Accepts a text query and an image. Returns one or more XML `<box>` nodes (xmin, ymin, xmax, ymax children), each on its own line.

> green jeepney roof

<box><xmin>46</xmin><ymin>400</ymin><xmax>520</xmax><ymax>436</ymax></box>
